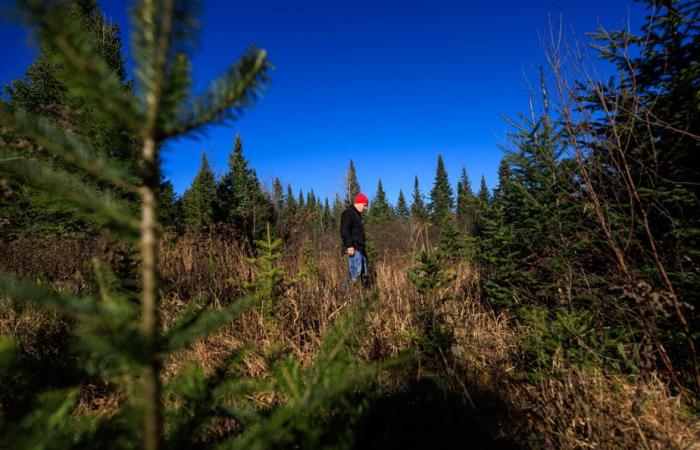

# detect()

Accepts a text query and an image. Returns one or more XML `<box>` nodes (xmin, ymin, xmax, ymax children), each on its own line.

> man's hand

<box><xmin>347</xmin><ymin>247</ymin><xmax>355</xmax><ymax>256</ymax></box>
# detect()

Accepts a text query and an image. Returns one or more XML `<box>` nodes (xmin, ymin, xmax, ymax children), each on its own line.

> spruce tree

<box><xmin>297</xmin><ymin>189</ymin><xmax>305</xmax><ymax>209</ymax></box>
<box><xmin>396</xmin><ymin>189</ymin><xmax>410</xmax><ymax>220</ymax></box>
<box><xmin>344</xmin><ymin>159</ymin><xmax>361</xmax><ymax>206</ymax></box>
<box><xmin>271</xmin><ymin>177</ymin><xmax>284</xmax><ymax>215</ymax></box>
<box><xmin>216</xmin><ymin>134</ymin><xmax>271</xmax><ymax>240</ymax></box>
<box><xmin>368</xmin><ymin>178</ymin><xmax>394</xmax><ymax>226</ymax></box>
<box><xmin>478</xmin><ymin>175</ymin><xmax>490</xmax><ymax>205</ymax></box>
<box><xmin>437</xmin><ymin>212</ymin><xmax>464</xmax><ymax>261</ymax></box>
<box><xmin>179</xmin><ymin>153</ymin><xmax>217</xmax><ymax>232</ymax></box>
<box><xmin>456</xmin><ymin>166</ymin><xmax>476</xmax><ymax>234</ymax></box>
<box><xmin>157</xmin><ymin>179</ymin><xmax>178</xmax><ymax>228</ymax></box>
<box><xmin>285</xmin><ymin>184</ymin><xmax>296</xmax><ymax>213</ymax></box>
<box><xmin>428</xmin><ymin>154</ymin><xmax>454</xmax><ymax>225</ymax></box>
<box><xmin>332</xmin><ymin>193</ymin><xmax>344</xmax><ymax>225</ymax></box>
<box><xmin>322</xmin><ymin>197</ymin><xmax>332</xmax><ymax>231</ymax></box>
<box><xmin>1</xmin><ymin>0</ymin><xmax>137</xmax><ymax>236</ymax></box>
<box><xmin>410</xmin><ymin>175</ymin><xmax>428</xmax><ymax>224</ymax></box>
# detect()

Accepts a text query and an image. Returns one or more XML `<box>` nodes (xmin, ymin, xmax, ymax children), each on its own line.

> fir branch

<box><xmin>162</xmin><ymin>293</ymin><xmax>258</xmax><ymax>352</ymax></box>
<box><xmin>0</xmin><ymin>105</ymin><xmax>139</xmax><ymax>191</ymax></box>
<box><xmin>162</xmin><ymin>48</ymin><xmax>270</xmax><ymax>138</ymax></box>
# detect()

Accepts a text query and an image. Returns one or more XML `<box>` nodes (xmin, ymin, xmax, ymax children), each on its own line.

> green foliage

<box><xmin>475</xmin><ymin>0</ymin><xmax>700</xmax><ymax>396</ymax></box>
<box><xmin>410</xmin><ymin>175</ymin><xmax>428</xmax><ymax>224</ymax></box>
<box><xmin>245</xmin><ymin>223</ymin><xmax>285</xmax><ymax>311</ymax></box>
<box><xmin>179</xmin><ymin>152</ymin><xmax>217</xmax><ymax>232</ymax></box>
<box><xmin>436</xmin><ymin>213</ymin><xmax>465</xmax><ymax>262</ymax></box>
<box><xmin>428</xmin><ymin>154</ymin><xmax>454</xmax><ymax>226</ymax></box>
<box><xmin>0</xmin><ymin>0</ymin><xmax>138</xmax><ymax>238</ymax></box>
<box><xmin>477</xmin><ymin>175</ymin><xmax>490</xmax><ymax>205</ymax></box>
<box><xmin>456</xmin><ymin>166</ymin><xmax>477</xmax><ymax>234</ymax></box>
<box><xmin>367</xmin><ymin>178</ymin><xmax>395</xmax><ymax>226</ymax></box>
<box><xmin>395</xmin><ymin>189</ymin><xmax>410</xmax><ymax>221</ymax></box>
<box><xmin>406</xmin><ymin>251</ymin><xmax>456</xmax><ymax>362</ymax></box>
<box><xmin>215</xmin><ymin>134</ymin><xmax>272</xmax><ymax>241</ymax></box>
<box><xmin>520</xmin><ymin>307</ymin><xmax>638</xmax><ymax>382</ymax></box>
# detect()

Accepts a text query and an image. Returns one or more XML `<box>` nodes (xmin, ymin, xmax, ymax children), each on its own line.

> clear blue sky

<box><xmin>1</xmin><ymin>0</ymin><xmax>647</xmax><ymax>203</ymax></box>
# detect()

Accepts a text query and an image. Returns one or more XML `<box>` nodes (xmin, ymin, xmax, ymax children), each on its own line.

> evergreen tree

<box><xmin>410</xmin><ymin>175</ymin><xmax>428</xmax><ymax>224</ymax></box>
<box><xmin>437</xmin><ymin>213</ymin><xmax>464</xmax><ymax>261</ymax></box>
<box><xmin>395</xmin><ymin>189</ymin><xmax>410</xmax><ymax>220</ymax></box>
<box><xmin>322</xmin><ymin>197</ymin><xmax>332</xmax><ymax>231</ymax></box>
<box><xmin>456</xmin><ymin>166</ymin><xmax>476</xmax><ymax>234</ymax></box>
<box><xmin>285</xmin><ymin>184</ymin><xmax>296</xmax><ymax>213</ymax></box>
<box><xmin>428</xmin><ymin>154</ymin><xmax>454</xmax><ymax>225</ymax></box>
<box><xmin>478</xmin><ymin>175</ymin><xmax>490</xmax><ymax>204</ymax></box>
<box><xmin>493</xmin><ymin>160</ymin><xmax>512</xmax><ymax>205</ymax></box>
<box><xmin>0</xmin><ymin>0</ymin><xmax>136</xmax><ymax>237</ymax></box>
<box><xmin>368</xmin><ymin>178</ymin><xmax>394</xmax><ymax>226</ymax></box>
<box><xmin>157</xmin><ymin>179</ymin><xmax>178</xmax><ymax>228</ymax></box>
<box><xmin>216</xmin><ymin>134</ymin><xmax>271</xmax><ymax>240</ymax></box>
<box><xmin>179</xmin><ymin>153</ymin><xmax>217</xmax><ymax>232</ymax></box>
<box><xmin>297</xmin><ymin>189</ymin><xmax>305</xmax><ymax>209</ymax></box>
<box><xmin>306</xmin><ymin>189</ymin><xmax>317</xmax><ymax>211</ymax></box>
<box><xmin>332</xmin><ymin>193</ymin><xmax>344</xmax><ymax>225</ymax></box>
<box><xmin>344</xmin><ymin>159</ymin><xmax>361</xmax><ymax>206</ymax></box>
<box><xmin>271</xmin><ymin>177</ymin><xmax>284</xmax><ymax>215</ymax></box>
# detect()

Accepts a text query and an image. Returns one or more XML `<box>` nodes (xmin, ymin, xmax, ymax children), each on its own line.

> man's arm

<box><xmin>339</xmin><ymin>209</ymin><xmax>354</xmax><ymax>250</ymax></box>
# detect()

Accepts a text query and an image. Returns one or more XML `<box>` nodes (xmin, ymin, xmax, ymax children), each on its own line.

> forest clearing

<box><xmin>0</xmin><ymin>0</ymin><xmax>698</xmax><ymax>448</ymax></box>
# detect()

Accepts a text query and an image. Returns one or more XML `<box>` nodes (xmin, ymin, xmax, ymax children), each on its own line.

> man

<box><xmin>340</xmin><ymin>193</ymin><xmax>368</xmax><ymax>284</ymax></box>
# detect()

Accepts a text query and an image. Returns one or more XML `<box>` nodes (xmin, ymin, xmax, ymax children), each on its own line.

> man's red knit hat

<box><xmin>354</xmin><ymin>193</ymin><xmax>369</xmax><ymax>205</ymax></box>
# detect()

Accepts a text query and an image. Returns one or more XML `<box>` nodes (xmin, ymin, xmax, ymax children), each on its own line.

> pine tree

<box><xmin>396</xmin><ymin>189</ymin><xmax>410</xmax><ymax>220</ymax></box>
<box><xmin>437</xmin><ymin>213</ymin><xmax>464</xmax><ymax>261</ymax></box>
<box><xmin>428</xmin><ymin>154</ymin><xmax>454</xmax><ymax>225</ymax></box>
<box><xmin>285</xmin><ymin>184</ymin><xmax>296</xmax><ymax>213</ymax></box>
<box><xmin>478</xmin><ymin>175</ymin><xmax>490</xmax><ymax>205</ymax></box>
<box><xmin>216</xmin><ymin>134</ymin><xmax>271</xmax><ymax>241</ymax></box>
<box><xmin>456</xmin><ymin>166</ymin><xmax>476</xmax><ymax>234</ymax></box>
<box><xmin>368</xmin><ymin>178</ymin><xmax>394</xmax><ymax>226</ymax></box>
<box><xmin>332</xmin><ymin>193</ymin><xmax>344</xmax><ymax>225</ymax></box>
<box><xmin>179</xmin><ymin>153</ymin><xmax>217</xmax><ymax>232</ymax></box>
<box><xmin>297</xmin><ymin>189</ymin><xmax>305</xmax><ymax>209</ymax></box>
<box><xmin>410</xmin><ymin>175</ymin><xmax>428</xmax><ymax>224</ymax></box>
<box><xmin>271</xmin><ymin>177</ymin><xmax>284</xmax><ymax>215</ymax></box>
<box><xmin>0</xmin><ymin>0</ymin><xmax>137</xmax><ymax>236</ymax></box>
<box><xmin>322</xmin><ymin>197</ymin><xmax>332</xmax><ymax>231</ymax></box>
<box><xmin>157</xmin><ymin>179</ymin><xmax>178</xmax><ymax>228</ymax></box>
<box><xmin>246</xmin><ymin>223</ymin><xmax>284</xmax><ymax>313</ymax></box>
<box><xmin>344</xmin><ymin>159</ymin><xmax>361</xmax><ymax>206</ymax></box>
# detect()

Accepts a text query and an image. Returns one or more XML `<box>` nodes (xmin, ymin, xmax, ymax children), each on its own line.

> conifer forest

<box><xmin>0</xmin><ymin>0</ymin><xmax>699</xmax><ymax>448</ymax></box>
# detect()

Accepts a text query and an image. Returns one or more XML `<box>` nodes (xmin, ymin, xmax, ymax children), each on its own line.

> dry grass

<box><xmin>2</xmin><ymin>232</ymin><xmax>698</xmax><ymax>448</ymax></box>
<box><xmin>520</xmin><ymin>368</ymin><xmax>700</xmax><ymax>449</ymax></box>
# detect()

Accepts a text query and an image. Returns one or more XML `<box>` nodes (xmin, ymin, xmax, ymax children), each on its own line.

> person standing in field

<box><xmin>340</xmin><ymin>193</ymin><xmax>369</xmax><ymax>284</ymax></box>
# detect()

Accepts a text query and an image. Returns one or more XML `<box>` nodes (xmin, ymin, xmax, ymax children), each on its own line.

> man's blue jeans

<box><xmin>348</xmin><ymin>250</ymin><xmax>367</xmax><ymax>283</ymax></box>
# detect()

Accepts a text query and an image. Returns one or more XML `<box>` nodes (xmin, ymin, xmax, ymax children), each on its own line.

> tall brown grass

<box><xmin>1</xmin><ymin>231</ymin><xmax>697</xmax><ymax>448</ymax></box>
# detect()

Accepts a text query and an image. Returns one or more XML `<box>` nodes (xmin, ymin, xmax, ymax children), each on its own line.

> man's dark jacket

<box><xmin>340</xmin><ymin>205</ymin><xmax>366</xmax><ymax>254</ymax></box>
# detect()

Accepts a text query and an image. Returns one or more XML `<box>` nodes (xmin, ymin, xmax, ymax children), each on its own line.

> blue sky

<box><xmin>0</xmin><ymin>0</ymin><xmax>647</xmax><ymax>203</ymax></box>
